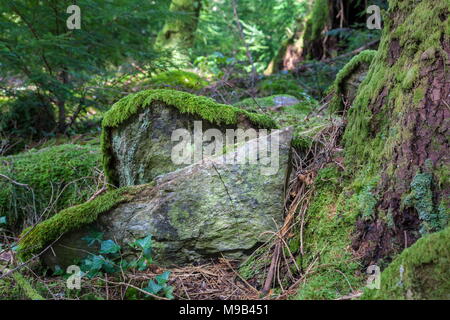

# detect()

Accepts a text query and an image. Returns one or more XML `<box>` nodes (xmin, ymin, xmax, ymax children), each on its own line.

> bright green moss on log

<box><xmin>148</xmin><ymin>70</ymin><xmax>208</xmax><ymax>90</ymax></box>
<box><xmin>362</xmin><ymin>226</ymin><xmax>450</xmax><ymax>300</ymax></box>
<box><xmin>101</xmin><ymin>89</ymin><xmax>277</xmax><ymax>186</ymax></box>
<box><xmin>329</xmin><ymin>50</ymin><xmax>377</xmax><ymax>112</ymax></box>
<box><xmin>0</xmin><ymin>144</ymin><xmax>101</xmax><ymax>229</ymax></box>
<box><xmin>17</xmin><ymin>186</ymin><xmax>140</xmax><ymax>261</ymax></box>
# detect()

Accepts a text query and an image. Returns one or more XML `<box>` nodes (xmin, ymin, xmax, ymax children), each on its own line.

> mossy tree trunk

<box><xmin>343</xmin><ymin>0</ymin><xmax>449</xmax><ymax>264</ymax></box>
<box><xmin>155</xmin><ymin>0</ymin><xmax>202</xmax><ymax>64</ymax></box>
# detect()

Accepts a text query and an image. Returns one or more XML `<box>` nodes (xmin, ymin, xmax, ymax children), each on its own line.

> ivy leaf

<box><xmin>82</xmin><ymin>232</ymin><xmax>104</xmax><ymax>247</ymax></box>
<box><xmin>53</xmin><ymin>265</ymin><xmax>65</xmax><ymax>276</ymax></box>
<box><xmin>142</xmin><ymin>248</ymin><xmax>152</xmax><ymax>262</ymax></box>
<box><xmin>145</xmin><ymin>280</ymin><xmax>163</xmax><ymax>295</ymax></box>
<box><xmin>155</xmin><ymin>271</ymin><xmax>171</xmax><ymax>285</ymax></box>
<box><xmin>84</xmin><ymin>255</ymin><xmax>104</xmax><ymax>271</ymax></box>
<box><xmin>133</xmin><ymin>235</ymin><xmax>152</xmax><ymax>250</ymax></box>
<box><xmin>99</xmin><ymin>240</ymin><xmax>121</xmax><ymax>254</ymax></box>
<box><xmin>102</xmin><ymin>259</ymin><xmax>117</xmax><ymax>273</ymax></box>
<box><xmin>163</xmin><ymin>286</ymin><xmax>174</xmax><ymax>300</ymax></box>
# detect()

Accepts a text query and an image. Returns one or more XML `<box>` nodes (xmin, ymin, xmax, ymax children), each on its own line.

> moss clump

<box><xmin>12</xmin><ymin>272</ymin><xmax>45</xmax><ymax>300</ymax></box>
<box><xmin>402</xmin><ymin>169</ymin><xmax>449</xmax><ymax>235</ymax></box>
<box><xmin>147</xmin><ymin>70</ymin><xmax>208</xmax><ymax>91</ymax></box>
<box><xmin>362</xmin><ymin>226</ymin><xmax>450</xmax><ymax>300</ymax></box>
<box><xmin>329</xmin><ymin>50</ymin><xmax>377</xmax><ymax>112</ymax></box>
<box><xmin>17</xmin><ymin>186</ymin><xmax>140</xmax><ymax>261</ymax></box>
<box><xmin>101</xmin><ymin>89</ymin><xmax>277</xmax><ymax>186</ymax></box>
<box><xmin>257</xmin><ymin>74</ymin><xmax>307</xmax><ymax>100</ymax></box>
<box><xmin>293</xmin><ymin>165</ymin><xmax>364</xmax><ymax>300</ymax></box>
<box><xmin>0</xmin><ymin>144</ymin><xmax>101</xmax><ymax>230</ymax></box>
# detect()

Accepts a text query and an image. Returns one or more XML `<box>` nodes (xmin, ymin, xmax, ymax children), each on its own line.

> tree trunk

<box><xmin>343</xmin><ymin>0</ymin><xmax>449</xmax><ymax>264</ymax></box>
<box><xmin>56</xmin><ymin>70</ymin><xmax>68</xmax><ymax>133</ymax></box>
<box><xmin>155</xmin><ymin>0</ymin><xmax>202</xmax><ymax>64</ymax></box>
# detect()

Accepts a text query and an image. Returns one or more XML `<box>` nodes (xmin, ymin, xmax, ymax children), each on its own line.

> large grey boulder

<box><xmin>41</xmin><ymin>128</ymin><xmax>293</xmax><ymax>267</ymax></box>
<box><xmin>102</xmin><ymin>89</ymin><xmax>277</xmax><ymax>187</ymax></box>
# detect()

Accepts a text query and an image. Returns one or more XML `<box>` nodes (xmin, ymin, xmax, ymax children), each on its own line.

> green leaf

<box><xmin>99</xmin><ymin>240</ymin><xmax>121</xmax><ymax>254</ymax></box>
<box><xmin>0</xmin><ymin>216</ymin><xmax>6</xmax><ymax>225</ymax></box>
<box><xmin>155</xmin><ymin>271</ymin><xmax>171</xmax><ymax>285</ymax></box>
<box><xmin>143</xmin><ymin>248</ymin><xmax>152</xmax><ymax>261</ymax></box>
<box><xmin>102</xmin><ymin>259</ymin><xmax>117</xmax><ymax>273</ymax></box>
<box><xmin>163</xmin><ymin>286</ymin><xmax>174</xmax><ymax>300</ymax></box>
<box><xmin>82</xmin><ymin>232</ymin><xmax>104</xmax><ymax>247</ymax></box>
<box><xmin>53</xmin><ymin>265</ymin><xmax>64</xmax><ymax>276</ymax></box>
<box><xmin>145</xmin><ymin>280</ymin><xmax>163</xmax><ymax>294</ymax></box>
<box><xmin>133</xmin><ymin>235</ymin><xmax>152</xmax><ymax>250</ymax></box>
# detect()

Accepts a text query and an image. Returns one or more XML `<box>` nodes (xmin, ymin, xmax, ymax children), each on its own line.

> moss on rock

<box><xmin>147</xmin><ymin>70</ymin><xmax>208</xmax><ymax>90</ymax></box>
<box><xmin>17</xmin><ymin>186</ymin><xmax>140</xmax><ymax>261</ymax></box>
<box><xmin>101</xmin><ymin>89</ymin><xmax>277</xmax><ymax>186</ymax></box>
<box><xmin>362</xmin><ymin>226</ymin><xmax>450</xmax><ymax>300</ymax></box>
<box><xmin>0</xmin><ymin>144</ymin><xmax>101</xmax><ymax>230</ymax></box>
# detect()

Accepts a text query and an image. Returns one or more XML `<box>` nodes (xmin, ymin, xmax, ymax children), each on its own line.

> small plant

<box><xmin>77</xmin><ymin>232</ymin><xmax>174</xmax><ymax>299</ymax></box>
<box><xmin>80</xmin><ymin>233</ymin><xmax>153</xmax><ymax>278</ymax></box>
<box><xmin>143</xmin><ymin>271</ymin><xmax>174</xmax><ymax>299</ymax></box>
<box><xmin>81</xmin><ymin>232</ymin><xmax>153</xmax><ymax>278</ymax></box>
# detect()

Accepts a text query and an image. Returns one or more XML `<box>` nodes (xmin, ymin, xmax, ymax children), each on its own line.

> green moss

<box><xmin>147</xmin><ymin>70</ymin><xmax>208</xmax><ymax>90</ymax></box>
<box><xmin>402</xmin><ymin>169</ymin><xmax>449</xmax><ymax>235</ymax></box>
<box><xmin>257</xmin><ymin>74</ymin><xmax>307</xmax><ymax>100</ymax></box>
<box><xmin>17</xmin><ymin>186</ymin><xmax>140</xmax><ymax>261</ymax></box>
<box><xmin>0</xmin><ymin>144</ymin><xmax>101</xmax><ymax>229</ymax></box>
<box><xmin>362</xmin><ymin>226</ymin><xmax>450</xmax><ymax>300</ymax></box>
<box><xmin>329</xmin><ymin>50</ymin><xmax>377</xmax><ymax>112</ymax></box>
<box><xmin>12</xmin><ymin>272</ymin><xmax>45</xmax><ymax>300</ymax></box>
<box><xmin>342</xmin><ymin>0</ymin><xmax>448</xmax><ymax>172</ymax></box>
<box><xmin>101</xmin><ymin>89</ymin><xmax>277</xmax><ymax>186</ymax></box>
<box><xmin>293</xmin><ymin>165</ymin><xmax>364</xmax><ymax>300</ymax></box>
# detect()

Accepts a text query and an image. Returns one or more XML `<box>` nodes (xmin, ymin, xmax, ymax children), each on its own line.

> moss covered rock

<box><xmin>20</xmin><ymin>128</ymin><xmax>292</xmax><ymax>267</ymax></box>
<box><xmin>0</xmin><ymin>144</ymin><xmax>101</xmax><ymax>230</ymax></box>
<box><xmin>234</xmin><ymin>94</ymin><xmax>318</xmax><ymax>127</ymax></box>
<box><xmin>362</xmin><ymin>226</ymin><xmax>450</xmax><ymax>300</ymax></box>
<box><xmin>147</xmin><ymin>70</ymin><xmax>208</xmax><ymax>91</ymax></box>
<box><xmin>101</xmin><ymin>89</ymin><xmax>277</xmax><ymax>187</ymax></box>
